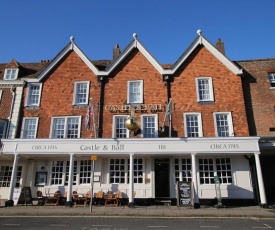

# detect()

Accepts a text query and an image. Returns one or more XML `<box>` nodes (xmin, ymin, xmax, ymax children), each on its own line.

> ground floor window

<box><xmin>79</xmin><ymin>160</ymin><xmax>92</xmax><ymax>184</ymax></box>
<box><xmin>174</xmin><ymin>158</ymin><xmax>192</xmax><ymax>182</ymax></box>
<box><xmin>0</xmin><ymin>166</ymin><xmax>22</xmax><ymax>188</ymax></box>
<box><xmin>199</xmin><ymin>157</ymin><xmax>232</xmax><ymax>184</ymax></box>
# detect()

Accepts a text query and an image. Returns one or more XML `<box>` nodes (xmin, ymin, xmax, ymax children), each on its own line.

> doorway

<box><xmin>154</xmin><ymin>158</ymin><xmax>170</xmax><ymax>198</ymax></box>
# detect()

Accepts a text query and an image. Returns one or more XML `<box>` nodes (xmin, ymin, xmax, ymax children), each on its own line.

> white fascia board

<box><xmin>105</xmin><ymin>39</ymin><xmax>163</xmax><ymax>75</ymax></box>
<box><xmin>37</xmin><ymin>42</ymin><xmax>99</xmax><ymax>82</ymax></box>
<box><xmin>201</xmin><ymin>36</ymin><xmax>243</xmax><ymax>75</ymax></box>
<box><xmin>0</xmin><ymin>80</ymin><xmax>25</xmax><ymax>87</ymax></box>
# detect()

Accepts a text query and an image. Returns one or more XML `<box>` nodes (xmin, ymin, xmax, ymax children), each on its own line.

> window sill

<box><xmin>25</xmin><ymin>106</ymin><xmax>40</xmax><ymax>110</ymax></box>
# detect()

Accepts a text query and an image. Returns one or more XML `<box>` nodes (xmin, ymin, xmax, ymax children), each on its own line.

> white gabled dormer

<box><xmin>4</xmin><ymin>59</ymin><xmax>20</xmax><ymax>80</ymax></box>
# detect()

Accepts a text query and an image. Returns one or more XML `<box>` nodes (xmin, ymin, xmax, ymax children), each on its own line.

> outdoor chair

<box><xmin>44</xmin><ymin>190</ymin><xmax>61</xmax><ymax>206</ymax></box>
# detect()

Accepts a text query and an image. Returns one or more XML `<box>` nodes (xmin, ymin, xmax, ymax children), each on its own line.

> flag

<box><xmin>166</xmin><ymin>98</ymin><xmax>172</xmax><ymax>116</ymax></box>
<box><xmin>85</xmin><ymin>103</ymin><xmax>91</xmax><ymax>130</ymax></box>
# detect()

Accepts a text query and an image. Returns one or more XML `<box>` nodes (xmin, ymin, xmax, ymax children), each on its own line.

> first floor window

<box><xmin>80</xmin><ymin>160</ymin><xmax>92</xmax><ymax>184</ymax></box>
<box><xmin>184</xmin><ymin>113</ymin><xmax>203</xmax><ymax>137</ymax></box>
<box><xmin>199</xmin><ymin>158</ymin><xmax>232</xmax><ymax>184</ymax></box>
<box><xmin>65</xmin><ymin>161</ymin><xmax>77</xmax><ymax>186</ymax></box>
<box><xmin>175</xmin><ymin>158</ymin><xmax>192</xmax><ymax>182</ymax></box>
<box><xmin>51</xmin><ymin>161</ymin><xmax>64</xmax><ymax>185</ymax></box>
<box><xmin>141</xmin><ymin>114</ymin><xmax>158</xmax><ymax>138</ymax></box>
<box><xmin>0</xmin><ymin>165</ymin><xmax>22</xmax><ymax>188</ymax></box>
<box><xmin>127</xmin><ymin>159</ymin><xmax>143</xmax><ymax>183</ymax></box>
<box><xmin>51</xmin><ymin>116</ymin><xmax>81</xmax><ymax>138</ymax></box>
<box><xmin>21</xmin><ymin>117</ymin><xmax>38</xmax><ymax>138</ymax></box>
<box><xmin>109</xmin><ymin>159</ymin><xmax>125</xmax><ymax>183</ymax></box>
<box><xmin>214</xmin><ymin>112</ymin><xmax>234</xmax><ymax>137</ymax></box>
<box><xmin>0</xmin><ymin>120</ymin><xmax>7</xmax><ymax>138</ymax></box>
<box><xmin>113</xmin><ymin>115</ymin><xmax>129</xmax><ymax>138</ymax></box>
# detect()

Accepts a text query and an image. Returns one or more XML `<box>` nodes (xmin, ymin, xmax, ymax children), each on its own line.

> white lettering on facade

<box><xmin>105</xmin><ymin>104</ymin><xmax>162</xmax><ymax>112</ymax></box>
<box><xmin>210</xmin><ymin>143</ymin><xmax>239</xmax><ymax>149</ymax></box>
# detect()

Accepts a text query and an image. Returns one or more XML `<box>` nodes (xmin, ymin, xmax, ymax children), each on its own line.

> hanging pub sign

<box><xmin>177</xmin><ymin>181</ymin><xmax>193</xmax><ymax>207</ymax></box>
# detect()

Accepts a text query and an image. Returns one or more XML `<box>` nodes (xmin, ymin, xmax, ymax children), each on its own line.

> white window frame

<box><xmin>73</xmin><ymin>81</ymin><xmax>90</xmax><ymax>105</ymax></box>
<box><xmin>21</xmin><ymin>117</ymin><xmax>39</xmax><ymax>138</ymax></box>
<box><xmin>0</xmin><ymin>165</ymin><xmax>23</xmax><ymax>188</ymax></box>
<box><xmin>213</xmin><ymin>112</ymin><xmax>234</xmax><ymax>137</ymax></box>
<box><xmin>184</xmin><ymin>112</ymin><xmax>203</xmax><ymax>137</ymax></box>
<box><xmin>50</xmin><ymin>161</ymin><xmax>64</xmax><ymax>185</ymax></box>
<box><xmin>26</xmin><ymin>83</ymin><xmax>42</xmax><ymax>106</ymax></box>
<box><xmin>195</xmin><ymin>77</ymin><xmax>214</xmax><ymax>102</ymax></box>
<box><xmin>268</xmin><ymin>73</ymin><xmax>275</xmax><ymax>88</ymax></box>
<box><xmin>109</xmin><ymin>158</ymin><xmax>126</xmax><ymax>184</ymax></box>
<box><xmin>174</xmin><ymin>158</ymin><xmax>192</xmax><ymax>182</ymax></box>
<box><xmin>4</xmin><ymin>68</ymin><xmax>19</xmax><ymax>80</ymax></box>
<box><xmin>50</xmin><ymin>116</ymin><xmax>81</xmax><ymax>138</ymax></box>
<box><xmin>141</xmin><ymin>114</ymin><xmax>158</xmax><ymax>138</ymax></box>
<box><xmin>198</xmin><ymin>157</ymin><xmax>233</xmax><ymax>185</ymax></box>
<box><xmin>0</xmin><ymin>120</ymin><xmax>8</xmax><ymax>138</ymax></box>
<box><xmin>127</xmin><ymin>80</ymin><xmax>143</xmax><ymax>104</ymax></box>
<box><xmin>79</xmin><ymin>160</ymin><xmax>92</xmax><ymax>185</ymax></box>
<box><xmin>0</xmin><ymin>90</ymin><xmax>2</xmax><ymax>101</ymax></box>
<box><xmin>112</xmin><ymin>115</ymin><xmax>130</xmax><ymax>138</ymax></box>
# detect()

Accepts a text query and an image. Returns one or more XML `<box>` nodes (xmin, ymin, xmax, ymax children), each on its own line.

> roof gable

<box><xmin>163</xmin><ymin>32</ymin><xmax>243</xmax><ymax>76</ymax></box>
<box><xmin>36</xmin><ymin>37</ymin><xmax>99</xmax><ymax>82</ymax></box>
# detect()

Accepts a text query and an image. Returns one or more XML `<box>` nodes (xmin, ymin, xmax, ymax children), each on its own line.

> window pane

<box><xmin>198</xmin><ymin>79</ymin><xmax>210</xmax><ymax>100</ymax></box>
<box><xmin>23</xmin><ymin>119</ymin><xmax>37</xmax><ymax>138</ymax></box>
<box><xmin>76</xmin><ymin>83</ymin><xmax>87</xmax><ymax>104</ymax></box>
<box><xmin>216</xmin><ymin>114</ymin><xmax>229</xmax><ymax>137</ymax></box>
<box><xmin>186</xmin><ymin>115</ymin><xmax>199</xmax><ymax>137</ymax></box>
<box><xmin>29</xmin><ymin>85</ymin><xmax>40</xmax><ymax>105</ymax></box>
<box><xmin>129</xmin><ymin>81</ymin><xmax>141</xmax><ymax>103</ymax></box>
<box><xmin>53</xmin><ymin>118</ymin><xmax>65</xmax><ymax>138</ymax></box>
<box><xmin>143</xmin><ymin>116</ymin><xmax>156</xmax><ymax>138</ymax></box>
<box><xmin>115</xmin><ymin>117</ymin><xmax>127</xmax><ymax>138</ymax></box>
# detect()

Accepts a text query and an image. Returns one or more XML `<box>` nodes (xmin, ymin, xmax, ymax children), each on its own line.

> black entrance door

<box><xmin>154</xmin><ymin>158</ymin><xmax>170</xmax><ymax>198</ymax></box>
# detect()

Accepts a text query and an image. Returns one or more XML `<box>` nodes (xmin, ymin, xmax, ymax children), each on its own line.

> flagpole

<box><xmin>90</xmin><ymin>98</ymin><xmax>97</xmax><ymax>138</ymax></box>
<box><xmin>168</xmin><ymin>98</ymin><xmax>172</xmax><ymax>137</ymax></box>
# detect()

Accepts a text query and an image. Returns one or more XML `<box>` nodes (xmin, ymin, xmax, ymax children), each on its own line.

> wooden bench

<box><xmin>155</xmin><ymin>200</ymin><xmax>171</xmax><ymax>206</ymax></box>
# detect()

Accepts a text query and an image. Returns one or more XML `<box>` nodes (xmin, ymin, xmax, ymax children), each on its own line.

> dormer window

<box><xmin>4</xmin><ymin>69</ymin><xmax>18</xmax><ymax>80</ymax></box>
<box><xmin>269</xmin><ymin>73</ymin><xmax>275</xmax><ymax>88</ymax></box>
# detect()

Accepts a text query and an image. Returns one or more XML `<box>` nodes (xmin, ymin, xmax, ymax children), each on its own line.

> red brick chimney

<box><xmin>215</xmin><ymin>38</ymin><xmax>225</xmax><ymax>55</ymax></box>
<box><xmin>113</xmin><ymin>44</ymin><xmax>121</xmax><ymax>59</ymax></box>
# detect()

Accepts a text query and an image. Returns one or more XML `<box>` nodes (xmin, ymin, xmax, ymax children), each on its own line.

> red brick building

<box><xmin>0</xmin><ymin>31</ymin><xmax>266</xmax><ymax>207</ymax></box>
<box><xmin>237</xmin><ymin>58</ymin><xmax>275</xmax><ymax>204</ymax></box>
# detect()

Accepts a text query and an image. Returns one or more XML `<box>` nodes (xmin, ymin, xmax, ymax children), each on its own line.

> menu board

<box><xmin>17</xmin><ymin>187</ymin><xmax>32</xmax><ymax>205</ymax></box>
<box><xmin>177</xmin><ymin>181</ymin><xmax>193</xmax><ymax>206</ymax></box>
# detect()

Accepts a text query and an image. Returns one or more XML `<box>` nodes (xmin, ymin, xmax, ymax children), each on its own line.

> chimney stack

<box><xmin>215</xmin><ymin>38</ymin><xmax>225</xmax><ymax>55</ymax></box>
<box><xmin>113</xmin><ymin>44</ymin><xmax>121</xmax><ymax>59</ymax></box>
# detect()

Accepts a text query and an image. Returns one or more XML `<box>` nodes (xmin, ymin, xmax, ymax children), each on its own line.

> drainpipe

<box><xmin>164</xmin><ymin>75</ymin><xmax>172</xmax><ymax>137</ymax></box>
<box><xmin>6</xmin><ymin>85</ymin><xmax>16</xmax><ymax>139</ymax></box>
<box><xmin>97</xmin><ymin>76</ymin><xmax>105</xmax><ymax>138</ymax></box>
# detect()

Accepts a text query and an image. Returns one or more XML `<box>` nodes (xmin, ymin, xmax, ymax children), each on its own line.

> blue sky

<box><xmin>1</xmin><ymin>0</ymin><xmax>274</xmax><ymax>64</ymax></box>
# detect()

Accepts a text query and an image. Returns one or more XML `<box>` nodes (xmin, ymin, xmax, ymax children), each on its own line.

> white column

<box><xmin>191</xmin><ymin>152</ymin><xmax>200</xmax><ymax>208</ymax></box>
<box><xmin>254</xmin><ymin>152</ymin><xmax>267</xmax><ymax>206</ymax></box>
<box><xmin>65</xmin><ymin>153</ymin><xmax>74</xmax><ymax>206</ymax></box>
<box><xmin>8</xmin><ymin>153</ymin><xmax>19</xmax><ymax>203</ymax></box>
<box><xmin>128</xmin><ymin>153</ymin><xmax>135</xmax><ymax>207</ymax></box>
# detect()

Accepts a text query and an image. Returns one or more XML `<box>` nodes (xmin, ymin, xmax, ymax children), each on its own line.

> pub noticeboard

<box><xmin>177</xmin><ymin>181</ymin><xmax>193</xmax><ymax>207</ymax></box>
<box><xmin>17</xmin><ymin>187</ymin><xmax>33</xmax><ymax>205</ymax></box>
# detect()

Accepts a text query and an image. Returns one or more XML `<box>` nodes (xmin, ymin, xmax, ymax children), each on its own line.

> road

<box><xmin>0</xmin><ymin>216</ymin><xmax>275</xmax><ymax>229</ymax></box>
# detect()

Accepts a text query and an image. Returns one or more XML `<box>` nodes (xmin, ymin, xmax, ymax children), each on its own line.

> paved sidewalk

<box><xmin>0</xmin><ymin>205</ymin><xmax>275</xmax><ymax>218</ymax></box>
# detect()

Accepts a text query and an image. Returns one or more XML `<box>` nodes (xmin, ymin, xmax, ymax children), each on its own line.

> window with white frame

<box><xmin>113</xmin><ymin>115</ymin><xmax>129</xmax><ymax>138</ymax></box>
<box><xmin>268</xmin><ymin>73</ymin><xmax>275</xmax><ymax>88</ymax></box>
<box><xmin>26</xmin><ymin>83</ymin><xmax>42</xmax><ymax>106</ymax></box>
<box><xmin>109</xmin><ymin>159</ymin><xmax>126</xmax><ymax>183</ymax></box>
<box><xmin>0</xmin><ymin>120</ymin><xmax>7</xmax><ymax>138</ymax></box>
<box><xmin>73</xmin><ymin>81</ymin><xmax>89</xmax><ymax>105</ymax></box>
<box><xmin>21</xmin><ymin>117</ymin><xmax>38</xmax><ymax>138</ymax></box>
<box><xmin>51</xmin><ymin>161</ymin><xmax>64</xmax><ymax>185</ymax></box>
<box><xmin>199</xmin><ymin>158</ymin><xmax>232</xmax><ymax>184</ymax></box>
<box><xmin>51</xmin><ymin>116</ymin><xmax>81</xmax><ymax>138</ymax></box>
<box><xmin>141</xmin><ymin>114</ymin><xmax>158</xmax><ymax>138</ymax></box>
<box><xmin>127</xmin><ymin>80</ymin><xmax>143</xmax><ymax>104</ymax></box>
<box><xmin>65</xmin><ymin>161</ymin><xmax>77</xmax><ymax>186</ymax></box>
<box><xmin>196</xmin><ymin>77</ymin><xmax>214</xmax><ymax>102</ymax></box>
<box><xmin>4</xmin><ymin>69</ymin><xmax>18</xmax><ymax>80</ymax></box>
<box><xmin>79</xmin><ymin>160</ymin><xmax>92</xmax><ymax>184</ymax></box>
<box><xmin>214</xmin><ymin>112</ymin><xmax>234</xmax><ymax>137</ymax></box>
<box><xmin>174</xmin><ymin>158</ymin><xmax>192</xmax><ymax>182</ymax></box>
<box><xmin>127</xmin><ymin>158</ymin><xmax>143</xmax><ymax>183</ymax></box>
<box><xmin>0</xmin><ymin>90</ymin><xmax>2</xmax><ymax>101</ymax></box>
<box><xmin>184</xmin><ymin>113</ymin><xmax>203</xmax><ymax>137</ymax></box>
<box><xmin>0</xmin><ymin>165</ymin><xmax>22</xmax><ymax>188</ymax></box>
